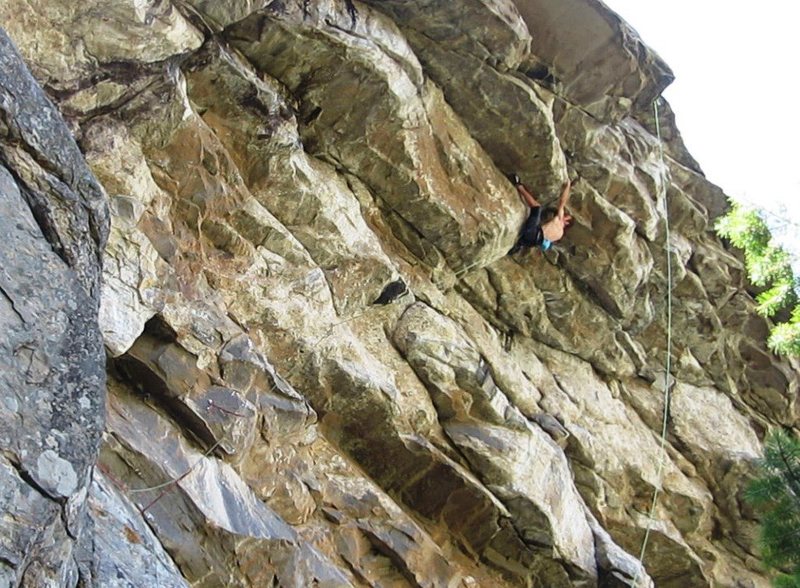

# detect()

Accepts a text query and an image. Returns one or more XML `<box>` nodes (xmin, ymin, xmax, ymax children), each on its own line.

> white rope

<box><xmin>632</xmin><ymin>98</ymin><xmax>674</xmax><ymax>587</ymax></box>
<box><xmin>126</xmin><ymin>302</ymin><xmax>376</xmax><ymax>504</ymax></box>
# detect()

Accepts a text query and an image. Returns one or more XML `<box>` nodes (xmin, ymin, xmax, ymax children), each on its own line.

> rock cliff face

<box><xmin>0</xmin><ymin>1</ymin><xmax>796</xmax><ymax>586</ymax></box>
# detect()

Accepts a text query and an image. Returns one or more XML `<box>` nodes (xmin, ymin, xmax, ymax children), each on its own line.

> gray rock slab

<box><xmin>0</xmin><ymin>28</ymin><xmax>107</xmax><ymax>586</ymax></box>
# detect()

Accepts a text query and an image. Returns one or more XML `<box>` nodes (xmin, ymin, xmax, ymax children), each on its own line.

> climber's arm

<box><xmin>556</xmin><ymin>179</ymin><xmax>572</xmax><ymax>224</ymax></box>
<box><xmin>557</xmin><ymin>179</ymin><xmax>571</xmax><ymax>212</ymax></box>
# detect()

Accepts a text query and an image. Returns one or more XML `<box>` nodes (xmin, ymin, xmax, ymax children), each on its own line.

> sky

<box><xmin>601</xmin><ymin>0</ymin><xmax>800</xmax><ymax>251</ymax></box>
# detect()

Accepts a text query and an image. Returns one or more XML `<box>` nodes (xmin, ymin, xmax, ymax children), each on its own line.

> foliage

<box><xmin>746</xmin><ymin>430</ymin><xmax>800</xmax><ymax>586</ymax></box>
<box><xmin>715</xmin><ymin>201</ymin><xmax>800</xmax><ymax>355</ymax></box>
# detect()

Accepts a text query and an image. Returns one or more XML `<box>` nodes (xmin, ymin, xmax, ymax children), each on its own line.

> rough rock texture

<box><xmin>0</xmin><ymin>0</ymin><xmax>796</xmax><ymax>586</ymax></box>
<box><xmin>0</xmin><ymin>28</ymin><xmax>109</xmax><ymax>587</ymax></box>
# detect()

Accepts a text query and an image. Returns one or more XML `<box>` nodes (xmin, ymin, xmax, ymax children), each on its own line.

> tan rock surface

<box><xmin>1</xmin><ymin>0</ymin><xmax>795</xmax><ymax>586</ymax></box>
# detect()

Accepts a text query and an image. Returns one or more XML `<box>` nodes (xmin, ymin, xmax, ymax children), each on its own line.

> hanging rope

<box><xmin>631</xmin><ymin>98</ymin><xmax>674</xmax><ymax>587</ymax></box>
<box><xmin>127</xmin><ymin>305</ymin><xmax>376</xmax><ymax>513</ymax></box>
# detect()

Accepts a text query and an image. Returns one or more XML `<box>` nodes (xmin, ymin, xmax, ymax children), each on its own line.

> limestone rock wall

<box><xmin>0</xmin><ymin>28</ymin><xmax>109</xmax><ymax>587</ymax></box>
<box><xmin>0</xmin><ymin>1</ymin><xmax>795</xmax><ymax>586</ymax></box>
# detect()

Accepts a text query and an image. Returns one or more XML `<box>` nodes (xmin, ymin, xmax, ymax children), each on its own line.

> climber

<box><xmin>507</xmin><ymin>174</ymin><xmax>573</xmax><ymax>255</ymax></box>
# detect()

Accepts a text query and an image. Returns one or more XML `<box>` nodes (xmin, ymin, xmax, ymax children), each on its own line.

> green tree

<box><xmin>746</xmin><ymin>430</ymin><xmax>800</xmax><ymax>587</ymax></box>
<box><xmin>715</xmin><ymin>201</ymin><xmax>800</xmax><ymax>355</ymax></box>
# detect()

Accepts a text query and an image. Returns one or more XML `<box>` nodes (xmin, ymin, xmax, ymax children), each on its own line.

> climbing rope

<box><xmin>632</xmin><ymin>99</ymin><xmax>674</xmax><ymax>587</ymax></box>
<box><xmin>125</xmin><ymin>305</ymin><xmax>376</xmax><ymax>513</ymax></box>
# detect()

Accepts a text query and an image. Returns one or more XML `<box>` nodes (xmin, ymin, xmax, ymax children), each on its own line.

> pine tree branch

<box><xmin>775</xmin><ymin>433</ymin><xmax>800</xmax><ymax>504</ymax></box>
